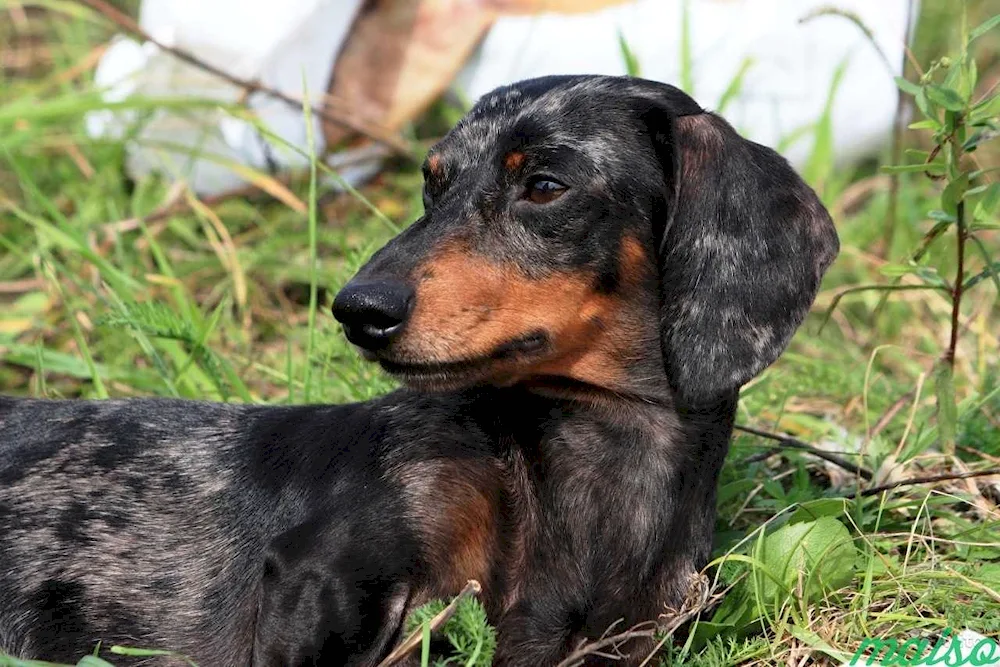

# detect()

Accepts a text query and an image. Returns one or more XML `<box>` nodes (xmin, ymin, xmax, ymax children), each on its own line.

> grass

<box><xmin>1</xmin><ymin>1</ymin><xmax>999</xmax><ymax>665</ymax></box>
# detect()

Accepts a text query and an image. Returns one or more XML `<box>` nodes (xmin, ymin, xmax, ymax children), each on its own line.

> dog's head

<box><xmin>333</xmin><ymin>76</ymin><xmax>838</xmax><ymax>406</ymax></box>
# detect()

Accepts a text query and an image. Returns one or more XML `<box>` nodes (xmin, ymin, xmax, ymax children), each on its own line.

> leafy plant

<box><xmin>696</xmin><ymin>516</ymin><xmax>858</xmax><ymax>644</ymax></box>
<box><xmin>97</xmin><ymin>300</ymin><xmax>250</xmax><ymax>402</ymax></box>
<box><xmin>405</xmin><ymin>596</ymin><xmax>496</xmax><ymax>667</ymax></box>
<box><xmin>832</xmin><ymin>10</ymin><xmax>1000</xmax><ymax>453</ymax></box>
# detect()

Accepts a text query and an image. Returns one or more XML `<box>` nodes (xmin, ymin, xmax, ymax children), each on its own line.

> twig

<box><xmin>637</xmin><ymin>585</ymin><xmax>727</xmax><ymax>667</ymax></box>
<box><xmin>556</xmin><ymin>574</ymin><xmax>716</xmax><ymax>667</ymax></box>
<box><xmin>102</xmin><ymin>178</ymin><xmax>286</xmax><ymax>238</ymax></box>
<box><xmin>819</xmin><ymin>283</ymin><xmax>951</xmax><ymax>334</ymax></box>
<box><xmin>98</xmin><ymin>141</ymin><xmax>392</xmax><ymax>235</ymax></box>
<box><xmin>729</xmin><ymin>469</ymin><xmax>797</xmax><ymax>526</ymax></box>
<box><xmin>740</xmin><ymin>446</ymin><xmax>782</xmax><ymax>465</ymax></box>
<box><xmin>63</xmin><ymin>142</ymin><xmax>95</xmax><ymax>179</ymax></box>
<box><xmin>974</xmin><ymin>76</ymin><xmax>1000</xmax><ymax>108</ymax></box>
<box><xmin>7</xmin><ymin>2</ymin><xmax>29</xmax><ymax>29</ymax></box>
<box><xmin>35</xmin><ymin>41</ymin><xmax>108</xmax><ymax>94</ymax></box>
<box><xmin>735</xmin><ymin>424</ymin><xmax>873</xmax><ymax>480</ymax></box>
<box><xmin>555</xmin><ymin>626</ymin><xmax>659</xmax><ymax>667</ymax></box>
<box><xmin>75</xmin><ymin>0</ymin><xmax>410</xmax><ymax>156</ymax></box>
<box><xmin>869</xmin><ymin>390</ymin><xmax>915</xmax><ymax>442</ymax></box>
<box><xmin>0</xmin><ymin>278</ymin><xmax>45</xmax><ymax>293</ymax></box>
<box><xmin>101</xmin><ymin>181</ymin><xmax>189</xmax><ymax>237</ymax></box>
<box><xmin>833</xmin><ymin>174</ymin><xmax>891</xmax><ymax>218</ymax></box>
<box><xmin>960</xmin><ymin>445</ymin><xmax>1000</xmax><ymax>466</ymax></box>
<box><xmin>376</xmin><ymin>580</ymin><xmax>482</xmax><ymax>667</ymax></box>
<box><xmin>859</xmin><ymin>467</ymin><xmax>1000</xmax><ymax>497</ymax></box>
<box><xmin>798</xmin><ymin>3</ymin><xmax>920</xmax><ymax>256</ymax></box>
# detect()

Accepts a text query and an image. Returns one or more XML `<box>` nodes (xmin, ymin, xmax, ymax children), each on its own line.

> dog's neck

<box><xmin>469</xmin><ymin>384</ymin><xmax>735</xmax><ymax>619</ymax></box>
<box><xmin>369</xmin><ymin>385</ymin><xmax>734</xmax><ymax>623</ymax></box>
<box><xmin>505</xmin><ymin>384</ymin><xmax>736</xmax><ymax>494</ymax></box>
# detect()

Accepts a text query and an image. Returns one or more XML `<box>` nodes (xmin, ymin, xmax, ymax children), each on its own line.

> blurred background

<box><xmin>1</xmin><ymin>1</ymin><xmax>999</xmax><ymax>665</ymax></box>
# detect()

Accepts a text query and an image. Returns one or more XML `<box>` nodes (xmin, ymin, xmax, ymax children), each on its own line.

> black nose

<box><xmin>332</xmin><ymin>280</ymin><xmax>414</xmax><ymax>351</ymax></box>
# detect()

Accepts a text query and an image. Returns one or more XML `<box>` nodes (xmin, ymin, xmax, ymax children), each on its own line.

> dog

<box><xmin>0</xmin><ymin>75</ymin><xmax>838</xmax><ymax>666</ymax></box>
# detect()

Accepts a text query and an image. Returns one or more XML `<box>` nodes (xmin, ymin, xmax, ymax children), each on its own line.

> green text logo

<box><xmin>850</xmin><ymin>629</ymin><xmax>1000</xmax><ymax>667</ymax></box>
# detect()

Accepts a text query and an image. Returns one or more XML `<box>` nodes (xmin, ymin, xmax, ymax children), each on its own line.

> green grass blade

<box><xmin>679</xmin><ymin>0</ymin><xmax>694</xmax><ymax>95</ymax></box>
<box><xmin>716</xmin><ymin>57</ymin><xmax>754</xmax><ymax>115</ymax></box>
<box><xmin>301</xmin><ymin>73</ymin><xmax>320</xmax><ymax>403</ymax></box>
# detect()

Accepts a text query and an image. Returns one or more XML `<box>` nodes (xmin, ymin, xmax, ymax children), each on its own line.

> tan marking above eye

<box><xmin>504</xmin><ymin>151</ymin><xmax>526</xmax><ymax>171</ymax></box>
<box><xmin>426</xmin><ymin>153</ymin><xmax>443</xmax><ymax>177</ymax></box>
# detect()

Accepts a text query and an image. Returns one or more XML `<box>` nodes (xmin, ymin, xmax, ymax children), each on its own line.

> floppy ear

<box><xmin>642</xmin><ymin>100</ymin><xmax>839</xmax><ymax>407</ymax></box>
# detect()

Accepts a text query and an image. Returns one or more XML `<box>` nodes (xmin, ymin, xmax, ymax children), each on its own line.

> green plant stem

<box><xmin>945</xmin><ymin>199</ymin><xmax>966</xmax><ymax>367</ymax></box>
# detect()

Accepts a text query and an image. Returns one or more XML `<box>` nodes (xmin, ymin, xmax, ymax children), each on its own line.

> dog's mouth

<box><xmin>373</xmin><ymin>331</ymin><xmax>550</xmax><ymax>391</ymax></box>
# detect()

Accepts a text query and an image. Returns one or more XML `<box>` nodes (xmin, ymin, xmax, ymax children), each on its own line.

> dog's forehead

<box><xmin>440</xmin><ymin>86</ymin><xmax>530</xmax><ymax>157</ymax></box>
<box><xmin>433</xmin><ymin>77</ymin><xmax>639</xmax><ymax>168</ymax></box>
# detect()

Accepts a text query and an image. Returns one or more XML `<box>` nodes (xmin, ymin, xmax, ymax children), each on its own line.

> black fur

<box><xmin>0</xmin><ymin>75</ymin><xmax>838</xmax><ymax>666</ymax></box>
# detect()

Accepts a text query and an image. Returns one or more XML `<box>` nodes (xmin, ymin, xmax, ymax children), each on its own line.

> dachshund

<box><xmin>0</xmin><ymin>75</ymin><xmax>838</xmax><ymax>666</ymax></box>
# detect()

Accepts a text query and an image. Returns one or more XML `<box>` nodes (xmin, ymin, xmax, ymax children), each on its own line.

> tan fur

<box><xmin>393</xmin><ymin>459</ymin><xmax>502</xmax><ymax>596</ymax></box>
<box><xmin>399</xmin><ymin>237</ymin><xmax>654</xmax><ymax>392</ymax></box>
<box><xmin>503</xmin><ymin>151</ymin><xmax>526</xmax><ymax>171</ymax></box>
<box><xmin>426</xmin><ymin>153</ymin><xmax>443</xmax><ymax>177</ymax></box>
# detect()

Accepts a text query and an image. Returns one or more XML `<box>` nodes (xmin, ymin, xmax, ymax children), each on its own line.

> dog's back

<box><xmin>0</xmin><ymin>397</ymin><xmax>429</xmax><ymax>665</ymax></box>
<box><xmin>0</xmin><ymin>398</ymin><xmax>265</xmax><ymax>662</ymax></box>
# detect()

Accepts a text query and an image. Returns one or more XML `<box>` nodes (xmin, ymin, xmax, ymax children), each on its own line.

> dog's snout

<box><xmin>332</xmin><ymin>280</ymin><xmax>414</xmax><ymax>350</ymax></box>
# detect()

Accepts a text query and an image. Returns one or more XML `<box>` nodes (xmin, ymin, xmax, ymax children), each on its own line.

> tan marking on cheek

<box><xmin>533</xmin><ymin>295</ymin><xmax>624</xmax><ymax>385</ymax></box>
<box><xmin>406</xmin><ymin>249</ymin><xmax>513</xmax><ymax>355</ymax></box>
<box><xmin>404</xmin><ymin>245</ymin><xmax>636</xmax><ymax>389</ymax></box>
<box><xmin>504</xmin><ymin>151</ymin><xmax>526</xmax><ymax>171</ymax></box>
<box><xmin>618</xmin><ymin>234</ymin><xmax>652</xmax><ymax>286</ymax></box>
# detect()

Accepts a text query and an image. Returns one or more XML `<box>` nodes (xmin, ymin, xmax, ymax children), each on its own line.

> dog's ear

<box><xmin>638</xmin><ymin>90</ymin><xmax>839</xmax><ymax>407</ymax></box>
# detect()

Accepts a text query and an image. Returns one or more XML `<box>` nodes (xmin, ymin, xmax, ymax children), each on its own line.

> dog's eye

<box><xmin>525</xmin><ymin>178</ymin><xmax>567</xmax><ymax>204</ymax></box>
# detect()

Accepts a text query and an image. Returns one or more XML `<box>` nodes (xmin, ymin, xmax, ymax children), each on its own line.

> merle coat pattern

<box><xmin>0</xmin><ymin>75</ymin><xmax>838</xmax><ymax>666</ymax></box>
